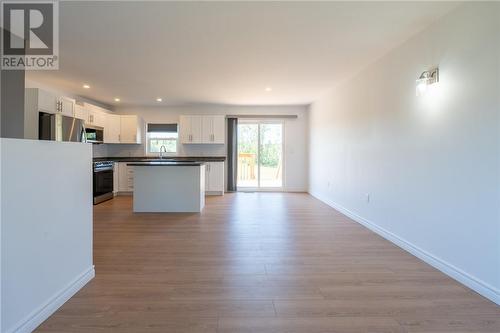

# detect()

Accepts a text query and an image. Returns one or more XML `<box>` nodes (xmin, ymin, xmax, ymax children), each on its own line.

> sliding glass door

<box><xmin>237</xmin><ymin>120</ymin><xmax>283</xmax><ymax>190</ymax></box>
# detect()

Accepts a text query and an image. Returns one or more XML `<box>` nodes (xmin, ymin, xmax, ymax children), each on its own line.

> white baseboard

<box><xmin>8</xmin><ymin>266</ymin><xmax>95</xmax><ymax>333</ymax></box>
<box><xmin>206</xmin><ymin>191</ymin><xmax>224</xmax><ymax>196</ymax></box>
<box><xmin>309</xmin><ymin>191</ymin><xmax>500</xmax><ymax>306</ymax></box>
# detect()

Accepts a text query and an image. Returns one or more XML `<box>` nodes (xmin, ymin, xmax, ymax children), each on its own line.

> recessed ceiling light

<box><xmin>265</xmin><ymin>87</ymin><xmax>272</xmax><ymax>92</ymax></box>
<box><xmin>156</xmin><ymin>98</ymin><xmax>162</xmax><ymax>102</ymax></box>
<box><xmin>114</xmin><ymin>98</ymin><xmax>121</xmax><ymax>102</ymax></box>
<box><xmin>83</xmin><ymin>84</ymin><xmax>90</xmax><ymax>89</ymax></box>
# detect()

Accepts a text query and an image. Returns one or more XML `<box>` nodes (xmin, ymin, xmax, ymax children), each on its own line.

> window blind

<box><xmin>147</xmin><ymin>123</ymin><xmax>178</xmax><ymax>133</ymax></box>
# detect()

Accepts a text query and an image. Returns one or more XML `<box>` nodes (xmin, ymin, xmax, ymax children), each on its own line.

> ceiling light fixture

<box><xmin>265</xmin><ymin>87</ymin><xmax>272</xmax><ymax>92</ymax></box>
<box><xmin>83</xmin><ymin>84</ymin><xmax>90</xmax><ymax>89</ymax></box>
<box><xmin>114</xmin><ymin>98</ymin><xmax>121</xmax><ymax>102</ymax></box>
<box><xmin>416</xmin><ymin>67</ymin><xmax>439</xmax><ymax>96</ymax></box>
<box><xmin>156</xmin><ymin>98</ymin><xmax>162</xmax><ymax>102</ymax></box>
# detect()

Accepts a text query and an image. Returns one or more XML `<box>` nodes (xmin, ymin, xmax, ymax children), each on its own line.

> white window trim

<box><xmin>145</xmin><ymin>123</ymin><xmax>179</xmax><ymax>156</ymax></box>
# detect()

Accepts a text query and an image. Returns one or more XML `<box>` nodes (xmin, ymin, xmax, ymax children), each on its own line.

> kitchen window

<box><xmin>146</xmin><ymin>123</ymin><xmax>178</xmax><ymax>154</ymax></box>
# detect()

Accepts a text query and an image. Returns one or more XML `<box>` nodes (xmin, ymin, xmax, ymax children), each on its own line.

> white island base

<box><xmin>130</xmin><ymin>162</ymin><xmax>205</xmax><ymax>212</ymax></box>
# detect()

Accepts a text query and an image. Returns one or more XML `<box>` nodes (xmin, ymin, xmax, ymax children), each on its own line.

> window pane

<box><xmin>237</xmin><ymin>123</ymin><xmax>258</xmax><ymax>187</ymax></box>
<box><xmin>148</xmin><ymin>132</ymin><xmax>178</xmax><ymax>139</ymax></box>
<box><xmin>259</xmin><ymin>123</ymin><xmax>282</xmax><ymax>187</ymax></box>
<box><xmin>148</xmin><ymin>132</ymin><xmax>177</xmax><ymax>153</ymax></box>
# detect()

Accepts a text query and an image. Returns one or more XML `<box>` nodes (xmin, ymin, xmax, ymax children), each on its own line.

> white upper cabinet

<box><xmin>84</xmin><ymin>104</ymin><xmax>107</xmax><ymax>128</ymax></box>
<box><xmin>25</xmin><ymin>88</ymin><xmax>145</xmax><ymax>145</ymax></box>
<box><xmin>25</xmin><ymin>88</ymin><xmax>75</xmax><ymax>116</ymax></box>
<box><xmin>208</xmin><ymin>115</ymin><xmax>225</xmax><ymax>144</ymax></box>
<box><xmin>180</xmin><ymin>115</ymin><xmax>203</xmax><ymax>144</ymax></box>
<box><xmin>201</xmin><ymin>117</ymin><xmax>213</xmax><ymax>143</ymax></box>
<box><xmin>74</xmin><ymin>104</ymin><xmax>88</xmax><ymax>121</ymax></box>
<box><xmin>35</xmin><ymin>89</ymin><xmax>58</xmax><ymax>113</ymax></box>
<box><xmin>120</xmin><ymin>115</ymin><xmax>142</xmax><ymax>144</ymax></box>
<box><xmin>58</xmin><ymin>96</ymin><xmax>75</xmax><ymax>117</ymax></box>
<box><xmin>180</xmin><ymin>115</ymin><xmax>225</xmax><ymax>144</ymax></box>
<box><xmin>25</xmin><ymin>88</ymin><xmax>77</xmax><ymax>139</ymax></box>
<box><xmin>105</xmin><ymin>113</ymin><xmax>121</xmax><ymax>143</ymax></box>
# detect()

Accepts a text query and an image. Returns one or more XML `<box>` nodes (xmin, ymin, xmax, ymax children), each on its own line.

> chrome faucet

<box><xmin>159</xmin><ymin>145</ymin><xmax>167</xmax><ymax>159</ymax></box>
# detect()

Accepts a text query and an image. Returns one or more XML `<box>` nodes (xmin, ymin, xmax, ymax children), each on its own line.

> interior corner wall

<box><xmin>308</xmin><ymin>2</ymin><xmax>500</xmax><ymax>304</ymax></box>
<box><xmin>1</xmin><ymin>139</ymin><xmax>94</xmax><ymax>333</ymax></box>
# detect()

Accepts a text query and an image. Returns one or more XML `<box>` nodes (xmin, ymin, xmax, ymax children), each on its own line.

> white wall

<box><xmin>1</xmin><ymin>139</ymin><xmax>94</xmax><ymax>333</ymax></box>
<box><xmin>108</xmin><ymin>105</ymin><xmax>309</xmax><ymax>192</ymax></box>
<box><xmin>308</xmin><ymin>3</ymin><xmax>500</xmax><ymax>304</ymax></box>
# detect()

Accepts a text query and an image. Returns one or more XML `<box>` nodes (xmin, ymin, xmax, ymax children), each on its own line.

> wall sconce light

<box><xmin>416</xmin><ymin>67</ymin><xmax>439</xmax><ymax>96</ymax></box>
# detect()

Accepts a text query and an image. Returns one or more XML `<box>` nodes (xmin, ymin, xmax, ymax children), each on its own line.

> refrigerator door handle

<box><xmin>81</xmin><ymin>124</ymin><xmax>87</xmax><ymax>143</ymax></box>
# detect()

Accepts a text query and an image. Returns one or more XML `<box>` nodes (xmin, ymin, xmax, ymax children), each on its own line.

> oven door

<box><xmin>93</xmin><ymin>168</ymin><xmax>114</xmax><ymax>204</ymax></box>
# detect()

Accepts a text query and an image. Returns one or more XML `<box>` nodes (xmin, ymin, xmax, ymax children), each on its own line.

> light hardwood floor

<box><xmin>37</xmin><ymin>193</ymin><xmax>499</xmax><ymax>332</ymax></box>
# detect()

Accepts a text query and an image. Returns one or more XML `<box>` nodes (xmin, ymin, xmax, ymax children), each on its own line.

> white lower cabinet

<box><xmin>113</xmin><ymin>162</ymin><xmax>119</xmax><ymax>194</ymax></box>
<box><xmin>205</xmin><ymin>162</ymin><xmax>224</xmax><ymax>195</ymax></box>
<box><xmin>115</xmin><ymin>161</ymin><xmax>223</xmax><ymax>195</ymax></box>
<box><xmin>118</xmin><ymin>162</ymin><xmax>134</xmax><ymax>192</ymax></box>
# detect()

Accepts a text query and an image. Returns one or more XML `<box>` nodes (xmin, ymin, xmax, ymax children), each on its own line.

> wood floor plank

<box><xmin>217</xmin><ymin>316</ymin><xmax>405</xmax><ymax>333</ymax></box>
<box><xmin>34</xmin><ymin>193</ymin><xmax>499</xmax><ymax>332</ymax></box>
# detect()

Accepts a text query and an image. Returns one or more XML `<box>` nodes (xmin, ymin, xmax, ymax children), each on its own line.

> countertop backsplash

<box><xmin>93</xmin><ymin>143</ymin><xmax>226</xmax><ymax>158</ymax></box>
<box><xmin>92</xmin><ymin>144</ymin><xmax>109</xmax><ymax>158</ymax></box>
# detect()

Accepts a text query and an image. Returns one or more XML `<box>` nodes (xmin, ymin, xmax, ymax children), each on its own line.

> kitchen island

<box><xmin>128</xmin><ymin>161</ymin><xmax>205</xmax><ymax>213</ymax></box>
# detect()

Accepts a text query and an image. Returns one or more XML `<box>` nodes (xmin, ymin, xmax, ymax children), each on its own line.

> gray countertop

<box><xmin>94</xmin><ymin>156</ymin><xmax>225</xmax><ymax>162</ymax></box>
<box><xmin>127</xmin><ymin>161</ymin><xmax>205</xmax><ymax>166</ymax></box>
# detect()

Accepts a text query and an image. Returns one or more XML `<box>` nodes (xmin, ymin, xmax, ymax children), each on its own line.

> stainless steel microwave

<box><xmin>85</xmin><ymin>126</ymin><xmax>104</xmax><ymax>144</ymax></box>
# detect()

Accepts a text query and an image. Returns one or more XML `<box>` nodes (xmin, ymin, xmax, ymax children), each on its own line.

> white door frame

<box><xmin>237</xmin><ymin>119</ymin><xmax>285</xmax><ymax>192</ymax></box>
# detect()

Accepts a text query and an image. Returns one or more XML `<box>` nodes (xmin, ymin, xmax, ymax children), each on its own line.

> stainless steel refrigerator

<box><xmin>39</xmin><ymin>112</ymin><xmax>86</xmax><ymax>142</ymax></box>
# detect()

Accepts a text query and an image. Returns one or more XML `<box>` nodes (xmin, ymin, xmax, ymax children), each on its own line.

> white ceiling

<box><xmin>26</xmin><ymin>1</ymin><xmax>459</xmax><ymax>106</ymax></box>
